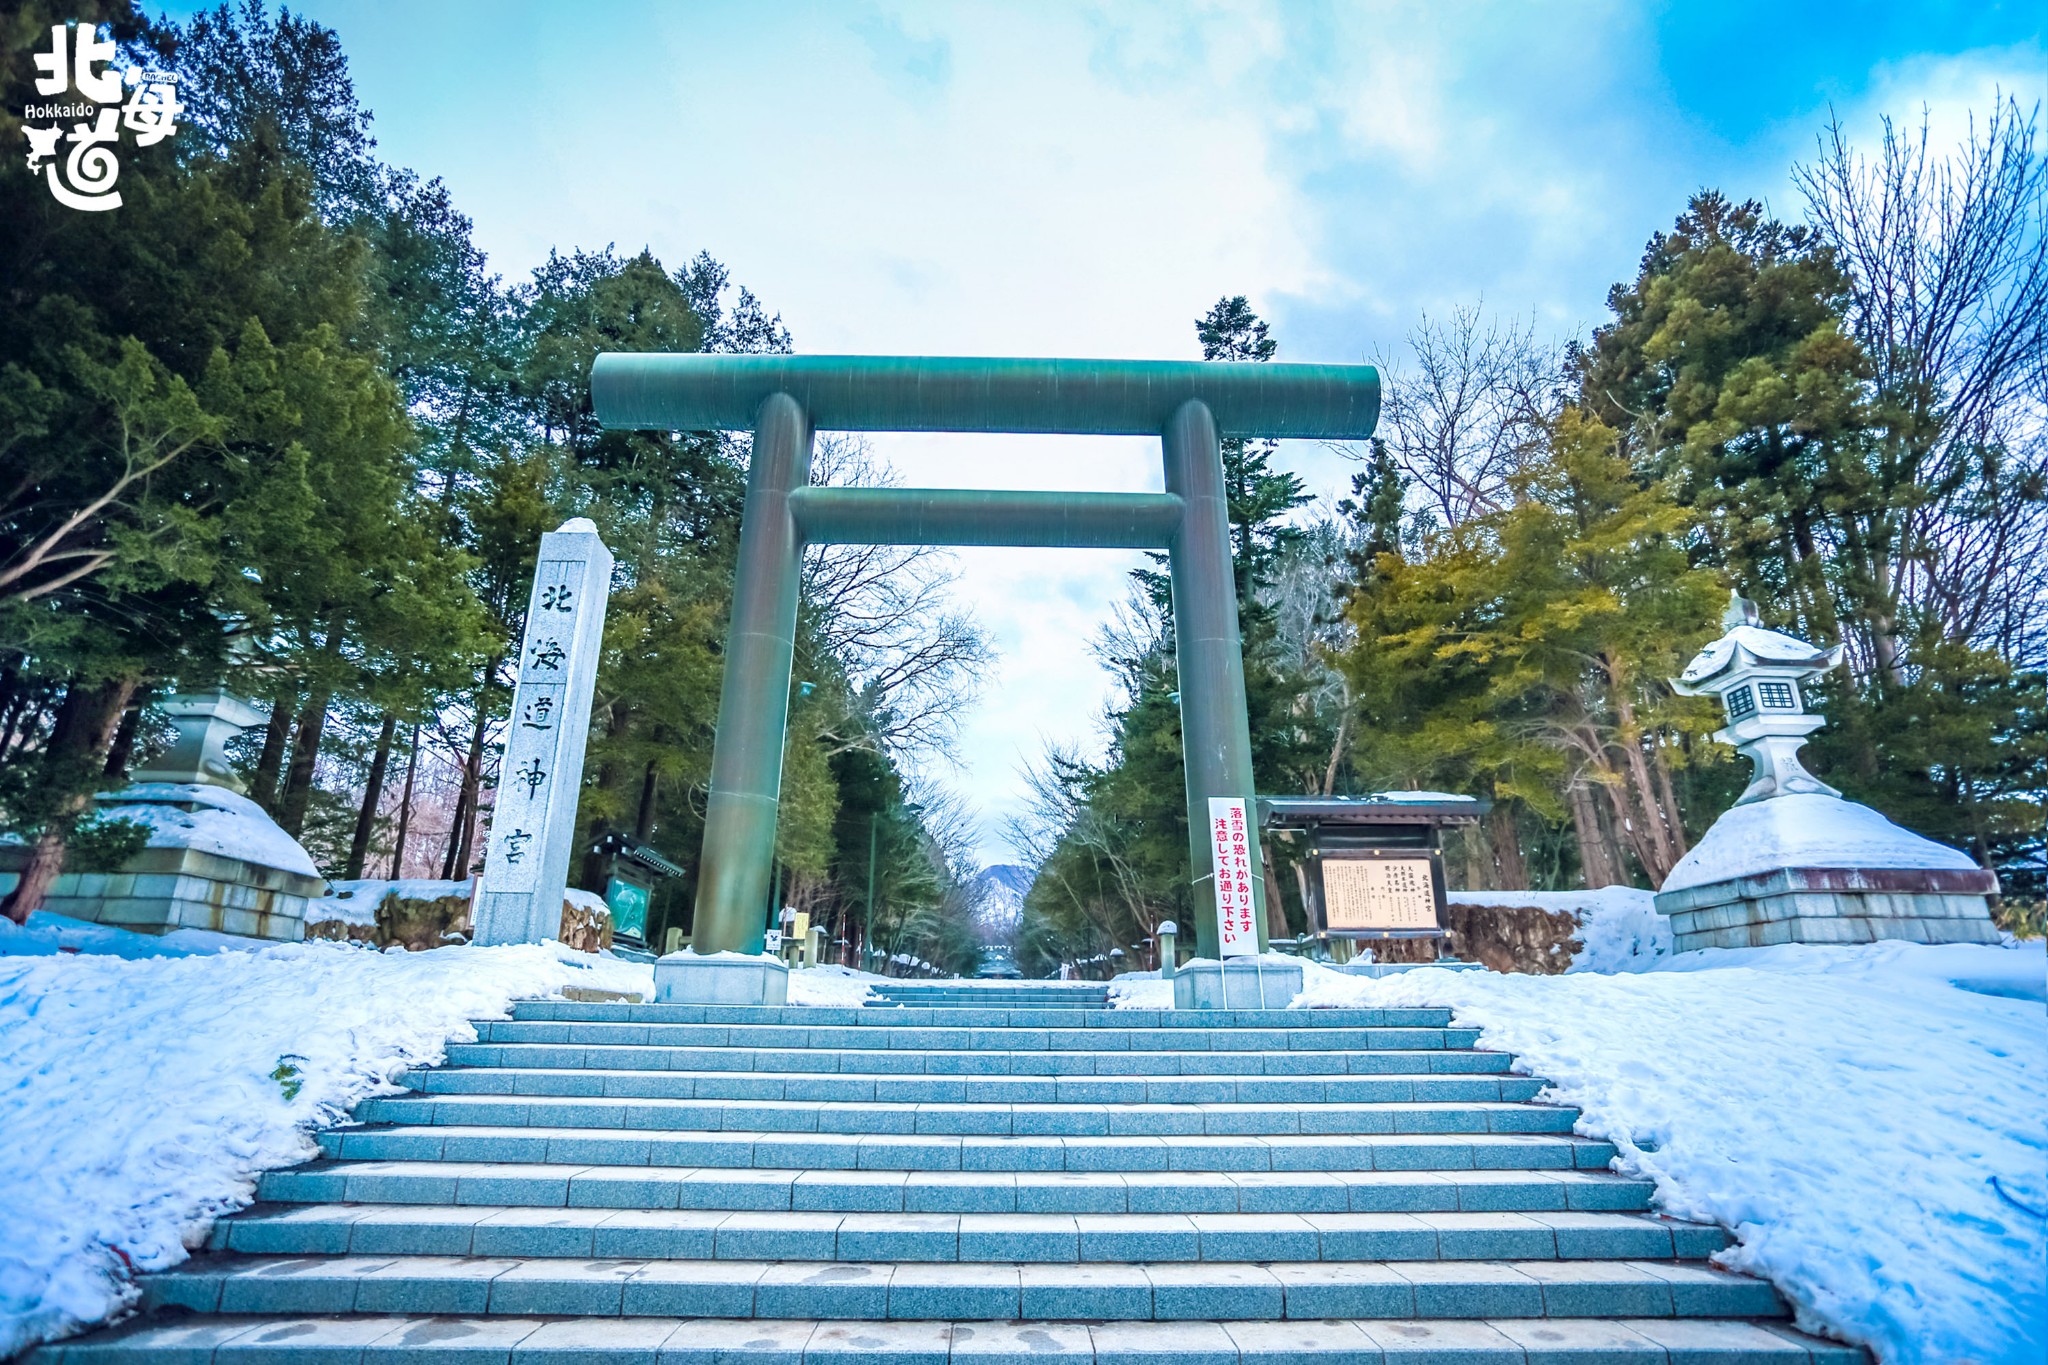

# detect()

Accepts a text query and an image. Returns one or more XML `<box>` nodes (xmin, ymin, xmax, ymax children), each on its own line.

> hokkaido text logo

<box><xmin>20</xmin><ymin>23</ymin><xmax>183</xmax><ymax>212</ymax></box>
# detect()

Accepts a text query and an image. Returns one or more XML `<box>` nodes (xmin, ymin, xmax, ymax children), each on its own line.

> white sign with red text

<box><xmin>1208</xmin><ymin>796</ymin><xmax>1258</xmax><ymax>957</ymax></box>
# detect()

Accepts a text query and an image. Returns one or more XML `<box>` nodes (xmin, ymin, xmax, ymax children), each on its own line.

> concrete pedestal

<box><xmin>1654</xmin><ymin>866</ymin><xmax>2000</xmax><ymax>952</ymax></box>
<box><xmin>654</xmin><ymin>952</ymin><xmax>790</xmax><ymax>1005</ymax></box>
<box><xmin>1173</xmin><ymin>958</ymin><xmax>1302</xmax><ymax>1009</ymax></box>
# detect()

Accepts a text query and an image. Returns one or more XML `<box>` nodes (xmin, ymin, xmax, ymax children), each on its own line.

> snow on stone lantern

<box><xmin>1653</xmin><ymin>592</ymin><xmax>1999</xmax><ymax>952</ymax></box>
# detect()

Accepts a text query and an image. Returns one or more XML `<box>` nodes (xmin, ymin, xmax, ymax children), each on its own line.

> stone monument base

<box><xmin>1653</xmin><ymin>866</ymin><xmax>2000</xmax><ymax>953</ymax></box>
<box><xmin>1173</xmin><ymin>957</ymin><xmax>1302</xmax><ymax>1009</ymax></box>
<box><xmin>654</xmin><ymin>951</ymin><xmax>790</xmax><ymax>1005</ymax></box>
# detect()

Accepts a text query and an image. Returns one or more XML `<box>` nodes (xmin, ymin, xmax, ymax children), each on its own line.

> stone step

<box><xmin>508</xmin><ymin>1002</ymin><xmax>1453</xmax><ymax>1028</ymax></box>
<box><xmin>403</xmin><ymin>1066</ymin><xmax>1548</xmax><ymax>1105</ymax></box>
<box><xmin>208</xmin><ymin>1205</ymin><xmax>1726</xmax><ymax>1263</ymax></box>
<box><xmin>351</xmin><ymin>1094</ymin><xmax>1576</xmax><ymax>1138</ymax></box>
<box><xmin>477</xmin><ymin>1020</ymin><xmax>1481</xmax><ymax>1052</ymax></box>
<box><xmin>869</xmin><ymin>988</ymin><xmax>1112</xmax><ymax>997</ymax></box>
<box><xmin>443</xmin><ymin>1042</ymin><xmax>1517</xmax><ymax>1076</ymax></box>
<box><xmin>315</xmin><ymin>1126</ymin><xmax>1620</xmax><ymax>1173</ymax></box>
<box><xmin>866</xmin><ymin>997</ymin><xmax>1114</xmax><ymax>1006</ymax></box>
<box><xmin>864</xmin><ymin>1004</ymin><xmax>1111</xmax><ymax>1012</ymax></box>
<box><xmin>258</xmin><ymin>1161</ymin><xmax>1655</xmax><ymax>1215</ymax></box>
<box><xmin>869</xmin><ymin>993</ymin><xmax>1112</xmax><ymax>1000</ymax></box>
<box><xmin>34</xmin><ymin>1313</ymin><xmax>1863</xmax><ymax>1364</ymax></box>
<box><xmin>143</xmin><ymin>1255</ymin><xmax>1788</xmax><ymax>1323</ymax></box>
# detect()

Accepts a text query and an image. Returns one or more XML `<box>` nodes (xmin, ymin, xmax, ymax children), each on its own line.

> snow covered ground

<box><xmin>5</xmin><ymin>905</ymin><xmax>2040</xmax><ymax>1364</ymax></box>
<box><xmin>1295</xmin><ymin>939</ymin><xmax>2048</xmax><ymax>1365</ymax></box>
<box><xmin>0</xmin><ymin>916</ymin><xmax>653</xmax><ymax>1357</ymax></box>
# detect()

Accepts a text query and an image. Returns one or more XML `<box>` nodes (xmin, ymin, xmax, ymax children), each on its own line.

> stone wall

<box><xmin>1357</xmin><ymin>900</ymin><xmax>1585</xmax><ymax>973</ymax></box>
<box><xmin>305</xmin><ymin>882</ymin><xmax>612</xmax><ymax>952</ymax></box>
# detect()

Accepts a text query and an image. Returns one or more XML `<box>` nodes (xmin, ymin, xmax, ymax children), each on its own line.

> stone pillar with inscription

<box><xmin>473</xmin><ymin>518</ymin><xmax>613</xmax><ymax>947</ymax></box>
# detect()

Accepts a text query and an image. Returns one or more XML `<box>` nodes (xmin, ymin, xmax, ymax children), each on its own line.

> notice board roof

<box><xmin>1259</xmin><ymin>795</ymin><xmax>1489</xmax><ymax>829</ymax></box>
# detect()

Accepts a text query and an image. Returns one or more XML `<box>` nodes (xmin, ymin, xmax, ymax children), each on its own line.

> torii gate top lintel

<box><xmin>591</xmin><ymin>353</ymin><xmax>1380</xmax><ymax>439</ymax></box>
<box><xmin>588</xmin><ymin>352</ymin><xmax>1381</xmax><ymax>964</ymax></box>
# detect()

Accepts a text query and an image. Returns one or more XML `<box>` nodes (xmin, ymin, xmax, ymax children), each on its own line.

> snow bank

<box><xmin>787</xmin><ymin>964</ymin><xmax>878</xmax><ymax>1007</ymax></box>
<box><xmin>1564</xmin><ymin>891</ymin><xmax>1672</xmax><ymax>972</ymax></box>
<box><xmin>0</xmin><ymin>911</ymin><xmax>266</xmax><ymax>960</ymax></box>
<box><xmin>1293</xmin><ymin>939</ymin><xmax>2048</xmax><ymax>1365</ymax></box>
<box><xmin>1109</xmin><ymin>975</ymin><xmax>1174</xmax><ymax>1009</ymax></box>
<box><xmin>1662</xmin><ymin>793</ymin><xmax>1980</xmax><ymax>892</ymax></box>
<box><xmin>0</xmin><ymin>919</ymin><xmax>651</xmax><ymax>1357</ymax></box>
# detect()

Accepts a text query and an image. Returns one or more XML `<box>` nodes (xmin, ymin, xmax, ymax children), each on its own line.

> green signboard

<box><xmin>604</xmin><ymin>875</ymin><xmax>650</xmax><ymax>943</ymax></box>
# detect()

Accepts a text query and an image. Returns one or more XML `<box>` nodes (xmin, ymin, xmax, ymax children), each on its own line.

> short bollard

<box><xmin>805</xmin><ymin>925</ymin><xmax>825</xmax><ymax>968</ymax></box>
<box><xmin>1157</xmin><ymin>921</ymin><xmax>1178</xmax><ymax>978</ymax></box>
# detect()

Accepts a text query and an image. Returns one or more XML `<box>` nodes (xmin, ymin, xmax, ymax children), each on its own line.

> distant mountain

<box><xmin>971</xmin><ymin>864</ymin><xmax>1033</xmax><ymax>934</ymax></box>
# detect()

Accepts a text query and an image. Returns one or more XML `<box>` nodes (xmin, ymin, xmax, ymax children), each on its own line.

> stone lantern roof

<box><xmin>1673</xmin><ymin>592</ymin><xmax>1842</xmax><ymax>697</ymax></box>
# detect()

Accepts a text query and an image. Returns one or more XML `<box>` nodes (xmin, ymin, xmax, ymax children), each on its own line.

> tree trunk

<box><xmin>1458</xmin><ymin>827</ymin><xmax>1491</xmax><ymax>891</ymax></box>
<box><xmin>249</xmin><ymin>692</ymin><xmax>293</xmax><ymax>810</ymax></box>
<box><xmin>1486</xmin><ymin>801</ymin><xmax>1528</xmax><ymax>890</ymax></box>
<box><xmin>1293</xmin><ymin>861</ymin><xmax>1319</xmax><ymax>937</ymax></box>
<box><xmin>389</xmin><ymin>721</ymin><xmax>421</xmax><ymax>878</ymax></box>
<box><xmin>102</xmin><ymin>686</ymin><xmax>150</xmax><ymax>780</ymax></box>
<box><xmin>1608</xmin><ymin>683</ymin><xmax>1679</xmax><ymax>883</ymax></box>
<box><xmin>276</xmin><ymin>685</ymin><xmax>332</xmax><ymax>838</ymax></box>
<box><xmin>440</xmin><ymin>778</ymin><xmax>471</xmax><ymax>881</ymax></box>
<box><xmin>1262</xmin><ymin>838</ymin><xmax>1289</xmax><ymax>942</ymax></box>
<box><xmin>444</xmin><ymin>664</ymin><xmax>499</xmax><ymax>880</ymax></box>
<box><xmin>634</xmin><ymin>759</ymin><xmax>660</xmax><ymax>841</ymax></box>
<box><xmin>1566</xmin><ymin>780</ymin><xmax>1623</xmax><ymax>888</ymax></box>
<box><xmin>0</xmin><ymin>675</ymin><xmax>139</xmax><ymax>923</ymax></box>
<box><xmin>1651</xmin><ymin>744</ymin><xmax>1689</xmax><ymax>859</ymax></box>
<box><xmin>1320</xmin><ymin>692</ymin><xmax>1351</xmax><ymax>796</ymax></box>
<box><xmin>344</xmin><ymin>713</ymin><xmax>397</xmax><ymax>879</ymax></box>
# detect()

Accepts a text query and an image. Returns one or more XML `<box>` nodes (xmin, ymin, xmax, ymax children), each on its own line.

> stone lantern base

<box><xmin>0</xmin><ymin>782</ymin><xmax>324</xmax><ymax>941</ymax></box>
<box><xmin>1653</xmin><ymin>792</ymin><xmax>1999</xmax><ymax>953</ymax></box>
<box><xmin>1654</xmin><ymin>865</ymin><xmax>2000</xmax><ymax>952</ymax></box>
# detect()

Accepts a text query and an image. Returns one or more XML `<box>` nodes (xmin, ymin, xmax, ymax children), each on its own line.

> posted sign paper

<box><xmin>1208</xmin><ymin>796</ymin><xmax>1258</xmax><ymax>957</ymax></box>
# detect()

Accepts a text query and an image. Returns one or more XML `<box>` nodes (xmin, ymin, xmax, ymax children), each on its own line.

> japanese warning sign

<box><xmin>1207</xmin><ymin>796</ymin><xmax>1258</xmax><ymax>957</ymax></box>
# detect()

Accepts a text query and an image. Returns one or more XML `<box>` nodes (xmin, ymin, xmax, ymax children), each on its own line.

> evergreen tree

<box><xmin>1580</xmin><ymin>190</ymin><xmax>2043</xmax><ymax>869</ymax></box>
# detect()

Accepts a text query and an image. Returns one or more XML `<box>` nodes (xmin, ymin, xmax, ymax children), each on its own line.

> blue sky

<box><xmin>163</xmin><ymin>1</ymin><xmax>2043</xmax><ymax>862</ymax></box>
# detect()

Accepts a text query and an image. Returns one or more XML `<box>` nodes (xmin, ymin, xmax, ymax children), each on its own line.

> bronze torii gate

<box><xmin>591</xmin><ymin>354</ymin><xmax>1380</xmax><ymax>961</ymax></box>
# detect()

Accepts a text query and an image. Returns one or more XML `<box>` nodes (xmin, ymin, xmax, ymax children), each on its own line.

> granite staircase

<box><xmin>40</xmin><ymin>982</ymin><xmax>1859</xmax><ymax>1362</ymax></box>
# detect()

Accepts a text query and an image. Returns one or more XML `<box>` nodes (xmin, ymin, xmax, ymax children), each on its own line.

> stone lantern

<box><xmin>1670</xmin><ymin>592</ymin><xmax>1844</xmax><ymax>805</ymax></box>
<box><xmin>0</xmin><ymin>687</ymin><xmax>325</xmax><ymax>940</ymax></box>
<box><xmin>1653</xmin><ymin>593</ymin><xmax>1999</xmax><ymax>952</ymax></box>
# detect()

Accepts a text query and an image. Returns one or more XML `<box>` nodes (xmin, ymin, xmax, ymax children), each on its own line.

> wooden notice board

<box><xmin>1317</xmin><ymin>848</ymin><xmax>1447</xmax><ymax>938</ymax></box>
